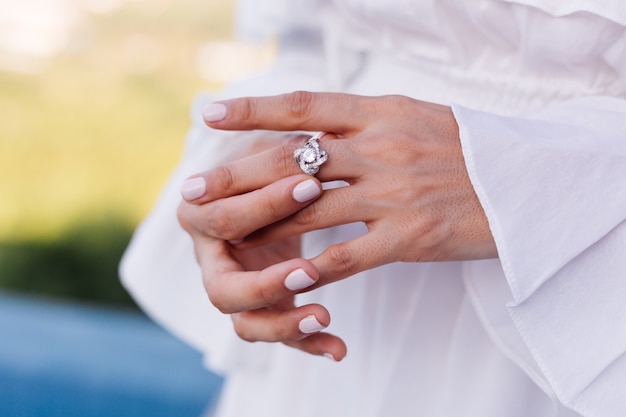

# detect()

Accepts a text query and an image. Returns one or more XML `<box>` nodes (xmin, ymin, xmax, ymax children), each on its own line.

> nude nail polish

<box><xmin>180</xmin><ymin>177</ymin><xmax>206</xmax><ymax>200</ymax></box>
<box><xmin>298</xmin><ymin>315</ymin><xmax>326</xmax><ymax>334</ymax></box>
<box><xmin>203</xmin><ymin>103</ymin><xmax>227</xmax><ymax>122</ymax></box>
<box><xmin>292</xmin><ymin>179</ymin><xmax>321</xmax><ymax>203</ymax></box>
<box><xmin>284</xmin><ymin>268</ymin><xmax>316</xmax><ymax>291</ymax></box>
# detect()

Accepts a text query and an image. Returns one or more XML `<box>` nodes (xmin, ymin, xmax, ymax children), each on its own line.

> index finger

<box><xmin>202</xmin><ymin>91</ymin><xmax>371</xmax><ymax>134</ymax></box>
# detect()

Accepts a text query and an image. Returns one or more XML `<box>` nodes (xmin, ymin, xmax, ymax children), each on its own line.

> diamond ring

<box><xmin>293</xmin><ymin>132</ymin><xmax>328</xmax><ymax>175</ymax></box>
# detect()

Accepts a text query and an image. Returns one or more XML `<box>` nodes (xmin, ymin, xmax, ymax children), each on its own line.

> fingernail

<box><xmin>298</xmin><ymin>315</ymin><xmax>326</xmax><ymax>334</ymax></box>
<box><xmin>180</xmin><ymin>177</ymin><xmax>206</xmax><ymax>200</ymax></box>
<box><xmin>284</xmin><ymin>268</ymin><xmax>316</xmax><ymax>291</ymax></box>
<box><xmin>203</xmin><ymin>103</ymin><xmax>227</xmax><ymax>122</ymax></box>
<box><xmin>229</xmin><ymin>239</ymin><xmax>244</xmax><ymax>246</ymax></box>
<box><xmin>292</xmin><ymin>179</ymin><xmax>321</xmax><ymax>203</ymax></box>
<box><xmin>323</xmin><ymin>353</ymin><xmax>337</xmax><ymax>361</ymax></box>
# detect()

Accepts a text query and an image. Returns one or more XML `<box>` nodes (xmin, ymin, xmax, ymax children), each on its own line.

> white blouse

<box><xmin>121</xmin><ymin>1</ymin><xmax>626</xmax><ymax>416</ymax></box>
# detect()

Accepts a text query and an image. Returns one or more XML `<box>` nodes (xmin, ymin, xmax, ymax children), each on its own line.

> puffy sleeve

<box><xmin>119</xmin><ymin>0</ymin><xmax>330</xmax><ymax>374</ymax></box>
<box><xmin>234</xmin><ymin>0</ymin><xmax>329</xmax><ymax>43</ymax></box>
<box><xmin>454</xmin><ymin>96</ymin><xmax>626</xmax><ymax>417</ymax></box>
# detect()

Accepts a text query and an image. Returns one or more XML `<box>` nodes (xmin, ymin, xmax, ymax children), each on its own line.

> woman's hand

<box><xmin>179</xmin><ymin>92</ymin><xmax>497</xmax><ymax>359</ymax></box>
<box><xmin>197</xmin><ymin>92</ymin><xmax>497</xmax><ymax>286</ymax></box>
<box><xmin>178</xmin><ymin>139</ymin><xmax>348</xmax><ymax>361</ymax></box>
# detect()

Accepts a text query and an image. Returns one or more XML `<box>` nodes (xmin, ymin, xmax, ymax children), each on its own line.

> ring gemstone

<box><xmin>293</xmin><ymin>133</ymin><xmax>328</xmax><ymax>175</ymax></box>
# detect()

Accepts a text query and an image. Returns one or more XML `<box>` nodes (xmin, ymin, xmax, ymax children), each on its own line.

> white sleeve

<box><xmin>454</xmin><ymin>96</ymin><xmax>626</xmax><ymax>417</ymax></box>
<box><xmin>234</xmin><ymin>0</ymin><xmax>329</xmax><ymax>43</ymax></box>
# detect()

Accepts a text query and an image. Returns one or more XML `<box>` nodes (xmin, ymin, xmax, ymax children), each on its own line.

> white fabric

<box><xmin>120</xmin><ymin>1</ymin><xmax>626</xmax><ymax>416</ymax></box>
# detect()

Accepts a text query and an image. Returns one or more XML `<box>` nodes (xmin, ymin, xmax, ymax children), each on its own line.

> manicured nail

<box><xmin>284</xmin><ymin>268</ymin><xmax>316</xmax><ymax>291</ymax></box>
<box><xmin>323</xmin><ymin>353</ymin><xmax>337</xmax><ymax>361</ymax></box>
<box><xmin>180</xmin><ymin>177</ymin><xmax>206</xmax><ymax>200</ymax></box>
<box><xmin>292</xmin><ymin>179</ymin><xmax>321</xmax><ymax>203</ymax></box>
<box><xmin>203</xmin><ymin>103</ymin><xmax>227</xmax><ymax>122</ymax></box>
<box><xmin>298</xmin><ymin>315</ymin><xmax>326</xmax><ymax>334</ymax></box>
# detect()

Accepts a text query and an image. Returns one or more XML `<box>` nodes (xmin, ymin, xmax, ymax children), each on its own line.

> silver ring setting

<box><xmin>294</xmin><ymin>132</ymin><xmax>328</xmax><ymax>175</ymax></box>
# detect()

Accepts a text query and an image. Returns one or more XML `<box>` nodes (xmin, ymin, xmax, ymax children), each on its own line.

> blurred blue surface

<box><xmin>0</xmin><ymin>292</ymin><xmax>222</xmax><ymax>417</ymax></box>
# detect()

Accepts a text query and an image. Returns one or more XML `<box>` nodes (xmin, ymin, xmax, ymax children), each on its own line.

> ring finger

<box><xmin>182</xmin><ymin>134</ymin><xmax>363</xmax><ymax>205</ymax></box>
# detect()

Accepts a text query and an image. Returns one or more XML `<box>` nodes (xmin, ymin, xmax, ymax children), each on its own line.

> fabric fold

<box><xmin>497</xmin><ymin>0</ymin><xmax>626</xmax><ymax>26</ymax></box>
<box><xmin>455</xmin><ymin>96</ymin><xmax>626</xmax><ymax>415</ymax></box>
<box><xmin>454</xmin><ymin>96</ymin><xmax>626</xmax><ymax>303</ymax></box>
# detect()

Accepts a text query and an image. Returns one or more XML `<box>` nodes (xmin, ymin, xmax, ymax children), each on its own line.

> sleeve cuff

<box><xmin>454</xmin><ymin>96</ymin><xmax>626</xmax><ymax>416</ymax></box>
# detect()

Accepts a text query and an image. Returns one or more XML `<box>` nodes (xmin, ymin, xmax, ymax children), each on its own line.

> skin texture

<box><xmin>177</xmin><ymin>91</ymin><xmax>497</xmax><ymax>360</ymax></box>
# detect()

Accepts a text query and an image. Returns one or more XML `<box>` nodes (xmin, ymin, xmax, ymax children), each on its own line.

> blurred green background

<box><xmin>0</xmin><ymin>0</ymin><xmax>270</xmax><ymax>308</ymax></box>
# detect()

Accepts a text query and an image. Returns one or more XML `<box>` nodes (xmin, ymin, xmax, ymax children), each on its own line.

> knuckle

<box><xmin>205</xmin><ymin>280</ymin><xmax>231</xmax><ymax>314</ymax></box>
<box><xmin>284</xmin><ymin>91</ymin><xmax>314</xmax><ymax>121</ymax></box>
<box><xmin>271</xmin><ymin>145</ymin><xmax>297</xmax><ymax>176</ymax></box>
<box><xmin>382</xmin><ymin>94</ymin><xmax>413</xmax><ymax>109</ymax></box>
<box><xmin>231</xmin><ymin>314</ymin><xmax>257</xmax><ymax>343</ymax></box>
<box><xmin>398</xmin><ymin>217</ymin><xmax>443</xmax><ymax>262</ymax></box>
<box><xmin>237</xmin><ymin>97</ymin><xmax>257</xmax><ymax>127</ymax></box>
<box><xmin>293</xmin><ymin>203</ymin><xmax>319</xmax><ymax>227</ymax></box>
<box><xmin>208</xmin><ymin>165</ymin><xmax>235</xmax><ymax>195</ymax></box>
<box><xmin>326</xmin><ymin>243</ymin><xmax>355</xmax><ymax>276</ymax></box>
<box><xmin>258</xmin><ymin>279</ymin><xmax>280</xmax><ymax>306</ymax></box>
<box><xmin>379</xmin><ymin>95</ymin><xmax>419</xmax><ymax>120</ymax></box>
<box><xmin>265</xmin><ymin>196</ymin><xmax>284</xmax><ymax>220</ymax></box>
<box><xmin>272</xmin><ymin>324</ymin><xmax>293</xmax><ymax>341</ymax></box>
<box><xmin>204</xmin><ymin>202</ymin><xmax>239</xmax><ymax>239</ymax></box>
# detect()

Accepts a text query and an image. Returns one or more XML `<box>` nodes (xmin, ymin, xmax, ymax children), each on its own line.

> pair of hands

<box><xmin>177</xmin><ymin>91</ymin><xmax>497</xmax><ymax>361</ymax></box>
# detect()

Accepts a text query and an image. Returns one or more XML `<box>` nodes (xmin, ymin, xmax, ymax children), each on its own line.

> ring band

<box><xmin>294</xmin><ymin>132</ymin><xmax>328</xmax><ymax>175</ymax></box>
